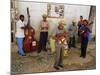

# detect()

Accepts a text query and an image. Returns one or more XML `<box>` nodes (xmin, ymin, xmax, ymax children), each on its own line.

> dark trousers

<box><xmin>77</xmin><ymin>30</ymin><xmax>81</xmax><ymax>43</ymax></box>
<box><xmin>81</xmin><ymin>37</ymin><xmax>88</xmax><ymax>57</ymax></box>
<box><xmin>38</xmin><ymin>32</ymin><xmax>48</xmax><ymax>52</ymax></box>
<box><xmin>11</xmin><ymin>32</ymin><xmax>13</xmax><ymax>42</ymax></box>
<box><xmin>68</xmin><ymin>36</ymin><xmax>76</xmax><ymax>48</ymax></box>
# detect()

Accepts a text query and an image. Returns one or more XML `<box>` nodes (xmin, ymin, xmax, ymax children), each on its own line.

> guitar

<box><xmin>79</xmin><ymin>21</ymin><xmax>93</xmax><ymax>37</ymax></box>
<box><xmin>56</xmin><ymin>32</ymin><xmax>68</xmax><ymax>44</ymax></box>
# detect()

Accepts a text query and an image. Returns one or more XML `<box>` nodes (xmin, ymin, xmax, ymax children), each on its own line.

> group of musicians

<box><xmin>15</xmin><ymin>14</ymin><xmax>91</xmax><ymax>70</ymax></box>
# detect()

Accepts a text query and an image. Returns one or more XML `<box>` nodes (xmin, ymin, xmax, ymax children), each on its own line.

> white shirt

<box><xmin>15</xmin><ymin>20</ymin><xmax>25</xmax><ymax>38</ymax></box>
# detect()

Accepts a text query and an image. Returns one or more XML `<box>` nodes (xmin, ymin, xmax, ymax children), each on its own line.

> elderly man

<box><xmin>53</xmin><ymin>20</ymin><xmax>68</xmax><ymax>70</ymax></box>
<box><xmin>68</xmin><ymin>21</ymin><xmax>77</xmax><ymax>48</ymax></box>
<box><xmin>38</xmin><ymin>14</ymin><xmax>49</xmax><ymax>53</ymax></box>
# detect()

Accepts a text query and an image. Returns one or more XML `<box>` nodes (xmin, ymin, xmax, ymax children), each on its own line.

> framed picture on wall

<box><xmin>47</xmin><ymin>3</ymin><xmax>64</xmax><ymax>18</ymax></box>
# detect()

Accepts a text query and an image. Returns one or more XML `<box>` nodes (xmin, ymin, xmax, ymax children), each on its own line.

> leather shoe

<box><xmin>58</xmin><ymin>65</ymin><xmax>64</xmax><ymax>68</ymax></box>
<box><xmin>54</xmin><ymin>66</ymin><xmax>60</xmax><ymax>70</ymax></box>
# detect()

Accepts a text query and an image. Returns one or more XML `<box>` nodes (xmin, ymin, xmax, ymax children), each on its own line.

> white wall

<box><xmin>18</xmin><ymin>1</ymin><xmax>90</xmax><ymax>39</ymax></box>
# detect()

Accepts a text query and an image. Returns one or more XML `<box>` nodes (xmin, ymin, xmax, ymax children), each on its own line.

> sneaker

<box><xmin>21</xmin><ymin>54</ymin><xmax>26</xmax><ymax>56</ymax></box>
<box><xmin>17</xmin><ymin>51</ymin><xmax>26</xmax><ymax>56</ymax></box>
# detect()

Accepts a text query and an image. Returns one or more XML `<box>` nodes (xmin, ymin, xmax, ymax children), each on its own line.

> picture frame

<box><xmin>47</xmin><ymin>3</ymin><xmax>64</xmax><ymax>18</ymax></box>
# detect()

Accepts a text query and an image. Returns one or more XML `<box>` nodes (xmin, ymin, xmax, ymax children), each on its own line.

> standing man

<box><xmin>38</xmin><ymin>14</ymin><xmax>49</xmax><ymax>53</ymax></box>
<box><xmin>80</xmin><ymin>19</ymin><xmax>91</xmax><ymax>58</ymax></box>
<box><xmin>77</xmin><ymin>16</ymin><xmax>84</xmax><ymax>42</ymax></box>
<box><xmin>68</xmin><ymin>21</ymin><xmax>77</xmax><ymax>48</ymax></box>
<box><xmin>53</xmin><ymin>20</ymin><xmax>68</xmax><ymax>70</ymax></box>
<box><xmin>15</xmin><ymin>15</ymin><xmax>26</xmax><ymax>56</ymax></box>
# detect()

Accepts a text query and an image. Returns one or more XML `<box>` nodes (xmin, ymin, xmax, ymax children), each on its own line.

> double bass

<box><xmin>23</xmin><ymin>8</ymin><xmax>38</xmax><ymax>53</ymax></box>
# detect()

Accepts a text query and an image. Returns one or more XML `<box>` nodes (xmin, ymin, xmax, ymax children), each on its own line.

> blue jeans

<box><xmin>16</xmin><ymin>38</ymin><xmax>25</xmax><ymax>55</ymax></box>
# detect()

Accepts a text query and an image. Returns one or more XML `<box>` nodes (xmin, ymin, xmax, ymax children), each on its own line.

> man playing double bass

<box><xmin>15</xmin><ymin>15</ymin><xmax>26</xmax><ymax>56</ymax></box>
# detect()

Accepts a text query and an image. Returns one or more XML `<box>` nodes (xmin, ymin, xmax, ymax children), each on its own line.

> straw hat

<box><xmin>42</xmin><ymin>14</ymin><xmax>47</xmax><ymax>18</ymax></box>
<box><xmin>72</xmin><ymin>18</ymin><xmax>76</xmax><ymax>23</ymax></box>
<box><xmin>59</xmin><ymin>20</ymin><xmax>66</xmax><ymax>25</ymax></box>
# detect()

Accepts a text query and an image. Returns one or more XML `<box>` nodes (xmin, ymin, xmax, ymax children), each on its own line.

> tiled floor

<box><xmin>11</xmin><ymin>42</ymin><xmax>96</xmax><ymax>74</ymax></box>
